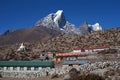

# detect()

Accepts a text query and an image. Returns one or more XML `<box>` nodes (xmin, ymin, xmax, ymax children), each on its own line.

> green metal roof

<box><xmin>0</xmin><ymin>61</ymin><xmax>54</xmax><ymax>67</ymax></box>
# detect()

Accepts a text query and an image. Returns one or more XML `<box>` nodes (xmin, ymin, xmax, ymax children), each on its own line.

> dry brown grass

<box><xmin>0</xmin><ymin>76</ymin><xmax>61</xmax><ymax>80</ymax></box>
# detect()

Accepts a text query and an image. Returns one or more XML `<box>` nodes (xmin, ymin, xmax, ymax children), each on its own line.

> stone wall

<box><xmin>0</xmin><ymin>61</ymin><xmax>120</xmax><ymax>78</ymax></box>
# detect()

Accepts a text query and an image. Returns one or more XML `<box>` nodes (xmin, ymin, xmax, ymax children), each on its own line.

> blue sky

<box><xmin>0</xmin><ymin>0</ymin><xmax>120</xmax><ymax>34</ymax></box>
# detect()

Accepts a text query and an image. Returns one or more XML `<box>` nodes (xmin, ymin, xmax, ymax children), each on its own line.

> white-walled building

<box><xmin>73</xmin><ymin>46</ymin><xmax>110</xmax><ymax>53</ymax></box>
<box><xmin>73</xmin><ymin>48</ymin><xmax>93</xmax><ymax>53</ymax></box>
<box><xmin>0</xmin><ymin>61</ymin><xmax>54</xmax><ymax>72</ymax></box>
<box><xmin>92</xmin><ymin>46</ymin><xmax>110</xmax><ymax>52</ymax></box>
<box><xmin>84</xmin><ymin>48</ymin><xmax>93</xmax><ymax>53</ymax></box>
<box><xmin>73</xmin><ymin>48</ymin><xmax>81</xmax><ymax>53</ymax></box>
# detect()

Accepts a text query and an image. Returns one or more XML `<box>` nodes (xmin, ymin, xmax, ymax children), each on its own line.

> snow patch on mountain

<box><xmin>54</xmin><ymin>10</ymin><xmax>66</xmax><ymax>28</ymax></box>
<box><xmin>35</xmin><ymin>10</ymin><xmax>79</xmax><ymax>34</ymax></box>
<box><xmin>35</xmin><ymin>10</ymin><xmax>103</xmax><ymax>35</ymax></box>
<box><xmin>92</xmin><ymin>23</ymin><xmax>102</xmax><ymax>31</ymax></box>
<box><xmin>89</xmin><ymin>23</ymin><xmax>102</xmax><ymax>31</ymax></box>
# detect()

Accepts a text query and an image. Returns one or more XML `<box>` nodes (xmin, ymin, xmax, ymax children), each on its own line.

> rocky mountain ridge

<box><xmin>0</xmin><ymin>26</ymin><xmax>61</xmax><ymax>45</ymax></box>
<box><xmin>35</xmin><ymin>10</ymin><xmax>102</xmax><ymax>35</ymax></box>
<box><xmin>32</xmin><ymin>27</ymin><xmax>120</xmax><ymax>53</ymax></box>
<box><xmin>0</xmin><ymin>27</ymin><xmax>119</xmax><ymax>61</ymax></box>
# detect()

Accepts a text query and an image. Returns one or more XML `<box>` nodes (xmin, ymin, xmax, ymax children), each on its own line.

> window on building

<box><xmin>6</xmin><ymin>67</ymin><xmax>10</xmax><ymax>70</ymax></box>
<box><xmin>42</xmin><ymin>54</ymin><xmax>45</xmax><ymax>56</ymax></box>
<box><xmin>69</xmin><ymin>64</ymin><xmax>73</xmax><ymax>66</ymax></box>
<box><xmin>34</xmin><ymin>67</ymin><xmax>39</xmax><ymax>71</ymax></box>
<box><xmin>13</xmin><ymin>67</ymin><xmax>17</xmax><ymax>70</ymax></box>
<box><xmin>27</xmin><ymin>67</ymin><xmax>31</xmax><ymax>70</ymax></box>
<box><xmin>20</xmin><ymin>67</ymin><xmax>24</xmax><ymax>71</ymax></box>
<box><xmin>0</xmin><ymin>67</ymin><xmax>4</xmax><ymax>70</ymax></box>
<box><xmin>81</xmin><ymin>48</ymin><xmax>85</xmax><ymax>52</ymax></box>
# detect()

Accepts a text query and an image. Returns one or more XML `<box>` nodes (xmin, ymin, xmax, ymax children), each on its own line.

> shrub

<box><xmin>67</xmin><ymin>71</ymin><xmax>105</xmax><ymax>80</ymax></box>
<box><xmin>78</xmin><ymin>73</ymin><xmax>105</xmax><ymax>80</ymax></box>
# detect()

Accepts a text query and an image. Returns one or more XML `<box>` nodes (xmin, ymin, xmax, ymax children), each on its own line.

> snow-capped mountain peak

<box><xmin>55</xmin><ymin>10</ymin><xmax>63</xmax><ymax>16</ymax></box>
<box><xmin>53</xmin><ymin>10</ymin><xmax>66</xmax><ymax>28</ymax></box>
<box><xmin>35</xmin><ymin>10</ymin><xmax>102</xmax><ymax>35</ymax></box>
<box><xmin>35</xmin><ymin>10</ymin><xmax>66</xmax><ymax>29</ymax></box>
<box><xmin>92</xmin><ymin>23</ymin><xmax>102</xmax><ymax>31</ymax></box>
<box><xmin>35</xmin><ymin>10</ymin><xmax>78</xmax><ymax>34</ymax></box>
<box><xmin>54</xmin><ymin>10</ymin><xmax>64</xmax><ymax>24</ymax></box>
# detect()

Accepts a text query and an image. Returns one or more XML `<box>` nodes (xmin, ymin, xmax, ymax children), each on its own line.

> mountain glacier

<box><xmin>90</xmin><ymin>23</ymin><xmax>102</xmax><ymax>31</ymax></box>
<box><xmin>35</xmin><ymin>10</ymin><xmax>67</xmax><ymax>29</ymax></box>
<box><xmin>35</xmin><ymin>10</ymin><xmax>102</xmax><ymax>35</ymax></box>
<box><xmin>53</xmin><ymin>10</ymin><xmax>66</xmax><ymax>28</ymax></box>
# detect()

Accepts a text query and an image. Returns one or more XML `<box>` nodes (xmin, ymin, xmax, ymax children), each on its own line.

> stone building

<box><xmin>55</xmin><ymin>53</ymin><xmax>87</xmax><ymax>62</ymax></box>
<box><xmin>0</xmin><ymin>61</ymin><xmax>54</xmax><ymax>72</ymax></box>
<box><xmin>62</xmin><ymin>60</ymin><xmax>88</xmax><ymax>68</ymax></box>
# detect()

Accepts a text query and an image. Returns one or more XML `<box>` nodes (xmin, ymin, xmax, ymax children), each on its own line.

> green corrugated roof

<box><xmin>0</xmin><ymin>61</ymin><xmax>54</xmax><ymax>67</ymax></box>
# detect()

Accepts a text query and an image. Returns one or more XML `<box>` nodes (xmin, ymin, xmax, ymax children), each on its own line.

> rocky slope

<box><xmin>0</xmin><ymin>27</ymin><xmax>119</xmax><ymax>60</ymax></box>
<box><xmin>34</xmin><ymin>27</ymin><xmax>120</xmax><ymax>53</ymax></box>
<box><xmin>0</xmin><ymin>26</ymin><xmax>61</xmax><ymax>45</ymax></box>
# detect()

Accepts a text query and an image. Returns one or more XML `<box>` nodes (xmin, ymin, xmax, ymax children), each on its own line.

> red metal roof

<box><xmin>92</xmin><ymin>46</ymin><xmax>110</xmax><ymax>49</ymax></box>
<box><xmin>84</xmin><ymin>48</ymin><xmax>93</xmax><ymax>50</ymax></box>
<box><xmin>73</xmin><ymin>48</ymin><xmax>81</xmax><ymax>50</ymax></box>
<box><xmin>56</xmin><ymin>53</ymin><xmax>85</xmax><ymax>57</ymax></box>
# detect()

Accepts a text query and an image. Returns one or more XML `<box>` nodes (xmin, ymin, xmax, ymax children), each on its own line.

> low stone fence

<box><xmin>0</xmin><ymin>61</ymin><xmax>120</xmax><ymax>78</ymax></box>
<box><xmin>78</xmin><ymin>61</ymin><xmax>120</xmax><ymax>72</ymax></box>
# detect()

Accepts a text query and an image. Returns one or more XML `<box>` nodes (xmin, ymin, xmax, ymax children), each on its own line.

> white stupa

<box><xmin>17</xmin><ymin>43</ymin><xmax>26</xmax><ymax>51</ymax></box>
